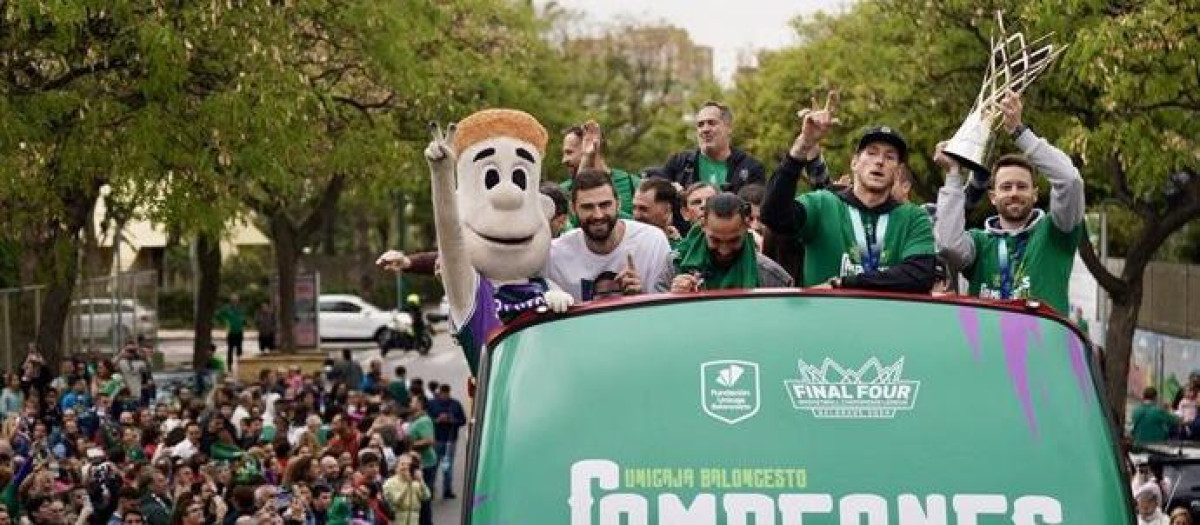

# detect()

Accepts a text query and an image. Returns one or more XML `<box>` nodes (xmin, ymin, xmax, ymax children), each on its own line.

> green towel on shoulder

<box><xmin>674</xmin><ymin>225</ymin><xmax>760</xmax><ymax>289</ymax></box>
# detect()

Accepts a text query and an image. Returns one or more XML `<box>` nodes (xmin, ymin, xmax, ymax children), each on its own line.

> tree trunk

<box><xmin>1102</xmin><ymin>277</ymin><xmax>1143</xmax><ymax>430</ymax></box>
<box><xmin>34</xmin><ymin>233</ymin><xmax>79</xmax><ymax>369</ymax></box>
<box><xmin>271</xmin><ymin>216</ymin><xmax>300</xmax><ymax>352</ymax></box>
<box><xmin>34</xmin><ymin>182</ymin><xmax>103</xmax><ymax>367</ymax></box>
<box><xmin>354</xmin><ymin>213</ymin><xmax>373</xmax><ymax>294</ymax></box>
<box><xmin>192</xmin><ymin>232</ymin><xmax>221</xmax><ymax>370</ymax></box>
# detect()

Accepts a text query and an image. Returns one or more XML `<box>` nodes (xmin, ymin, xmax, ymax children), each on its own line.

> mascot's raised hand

<box><xmin>424</xmin><ymin>109</ymin><xmax>573</xmax><ymax>375</ymax></box>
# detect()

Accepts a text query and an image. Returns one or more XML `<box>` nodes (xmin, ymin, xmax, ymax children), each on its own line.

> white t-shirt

<box><xmin>545</xmin><ymin>220</ymin><xmax>674</xmax><ymax>302</ymax></box>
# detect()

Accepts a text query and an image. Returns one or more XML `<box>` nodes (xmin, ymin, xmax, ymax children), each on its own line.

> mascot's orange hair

<box><xmin>451</xmin><ymin>109</ymin><xmax>548</xmax><ymax>158</ymax></box>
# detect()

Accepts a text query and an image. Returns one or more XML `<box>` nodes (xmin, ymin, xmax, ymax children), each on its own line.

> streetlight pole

<box><xmin>395</xmin><ymin>192</ymin><xmax>407</xmax><ymax>310</ymax></box>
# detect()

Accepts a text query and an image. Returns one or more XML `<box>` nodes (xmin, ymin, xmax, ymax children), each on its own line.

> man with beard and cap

<box><xmin>934</xmin><ymin>92</ymin><xmax>1085</xmax><ymax>313</ymax></box>
<box><xmin>545</xmin><ymin>169</ymin><xmax>674</xmax><ymax>302</ymax></box>
<box><xmin>761</xmin><ymin>93</ymin><xmax>937</xmax><ymax>292</ymax></box>
<box><xmin>669</xmin><ymin>192</ymin><xmax>792</xmax><ymax>292</ymax></box>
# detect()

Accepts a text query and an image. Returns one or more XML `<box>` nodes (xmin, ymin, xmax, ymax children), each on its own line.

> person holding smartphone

<box><xmin>381</xmin><ymin>452</ymin><xmax>429</xmax><ymax>525</ymax></box>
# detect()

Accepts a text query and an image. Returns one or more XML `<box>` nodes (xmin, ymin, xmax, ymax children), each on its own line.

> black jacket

<box><xmin>656</xmin><ymin>148</ymin><xmax>765</xmax><ymax>194</ymax></box>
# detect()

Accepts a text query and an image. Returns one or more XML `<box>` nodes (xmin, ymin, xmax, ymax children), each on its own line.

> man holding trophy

<box><xmin>933</xmin><ymin>14</ymin><xmax>1083</xmax><ymax>313</ymax></box>
<box><xmin>934</xmin><ymin>91</ymin><xmax>1084</xmax><ymax>312</ymax></box>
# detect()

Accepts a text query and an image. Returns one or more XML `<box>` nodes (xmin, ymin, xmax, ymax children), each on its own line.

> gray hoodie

<box><xmin>935</xmin><ymin>128</ymin><xmax>1085</xmax><ymax>270</ymax></box>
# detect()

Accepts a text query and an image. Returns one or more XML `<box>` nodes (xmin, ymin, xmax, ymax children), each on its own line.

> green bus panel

<box><xmin>468</xmin><ymin>295</ymin><xmax>1130</xmax><ymax>524</ymax></box>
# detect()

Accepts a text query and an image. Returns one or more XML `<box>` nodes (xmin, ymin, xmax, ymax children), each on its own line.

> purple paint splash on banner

<box><xmin>473</xmin><ymin>494</ymin><xmax>491</xmax><ymax>508</ymax></box>
<box><xmin>1067</xmin><ymin>331</ymin><xmax>1094</xmax><ymax>404</ymax></box>
<box><xmin>958</xmin><ymin>306</ymin><xmax>982</xmax><ymax>360</ymax></box>
<box><xmin>1000</xmin><ymin>312</ymin><xmax>1043</xmax><ymax>437</ymax></box>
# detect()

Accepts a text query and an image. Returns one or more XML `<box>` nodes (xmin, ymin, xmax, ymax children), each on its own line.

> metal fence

<box><xmin>0</xmin><ymin>270</ymin><xmax>159</xmax><ymax>371</ymax></box>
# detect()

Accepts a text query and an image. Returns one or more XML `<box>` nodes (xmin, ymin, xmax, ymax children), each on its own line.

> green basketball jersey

<box><xmin>796</xmin><ymin>190</ymin><xmax>935</xmax><ymax>286</ymax></box>
<box><xmin>964</xmin><ymin>211</ymin><xmax>1082</xmax><ymax>313</ymax></box>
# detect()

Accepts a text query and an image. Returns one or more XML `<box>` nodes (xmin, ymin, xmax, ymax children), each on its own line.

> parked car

<box><xmin>317</xmin><ymin>294</ymin><xmax>411</xmax><ymax>349</ymax></box>
<box><xmin>70</xmin><ymin>298</ymin><xmax>158</xmax><ymax>343</ymax></box>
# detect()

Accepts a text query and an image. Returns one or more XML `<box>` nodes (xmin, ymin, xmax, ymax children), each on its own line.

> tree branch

<box><xmin>298</xmin><ymin>173</ymin><xmax>347</xmax><ymax>243</ymax></box>
<box><xmin>331</xmin><ymin>93</ymin><xmax>395</xmax><ymax>117</ymax></box>
<box><xmin>1079</xmin><ymin>230</ymin><xmax>1128</xmax><ymax>300</ymax></box>
<box><xmin>1109</xmin><ymin>153</ymin><xmax>1153</xmax><ymax>220</ymax></box>
<box><xmin>1126</xmin><ymin>172</ymin><xmax>1200</xmax><ymax>275</ymax></box>
<box><xmin>38</xmin><ymin>58</ymin><xmax>130</xmax><ymax>92</ymax></box>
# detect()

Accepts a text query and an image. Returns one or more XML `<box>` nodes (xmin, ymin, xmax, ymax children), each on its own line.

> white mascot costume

<box><xmin>422</xmin><ymin>109</ymin><xmax>572</xmax><ymax>374</ymax></box>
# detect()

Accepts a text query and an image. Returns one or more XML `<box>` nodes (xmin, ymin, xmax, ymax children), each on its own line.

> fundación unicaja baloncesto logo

<box><xmin>784</xmin><ymin>357</ymin><xmax>921</xmax><ymax>419</ymax></box>
<box><xmin>700</xmin><ymin>360</ymin><xmax>760</xmax><ymax>424</ymax></box>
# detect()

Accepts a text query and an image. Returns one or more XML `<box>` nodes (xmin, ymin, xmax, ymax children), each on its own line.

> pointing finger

<box><xmin>825</xmin><ymin>90</ymin><xmax>838</xmax><ymax>113</ymax></box>
<box><xmin>625</xmin><ymin>253</ymin><xmax>636</xmax><ymax>273</ymax></box>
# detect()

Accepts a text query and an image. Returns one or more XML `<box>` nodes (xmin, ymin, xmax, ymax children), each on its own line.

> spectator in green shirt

<box><xmin>387</xmin><ymin>365</ymin><xmax>410</xmax><ymax>409</ymax></box>
<box><xmin>215</xmin><ymin>294</ymin><xmax>246</xmax><ymax>370</ymax></box>
<box><xmin>407</xmin><ymin>395</ymin><xmax>437</xmax><ymax>525</ymax></box>
<box><xmin>1131</xmin><ymin>387</ymin><xmax>1179</xmax><ymax>445</ymax></box>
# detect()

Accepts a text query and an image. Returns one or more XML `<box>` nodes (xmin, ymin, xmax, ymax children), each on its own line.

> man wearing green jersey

<box><xmin>657</xmin><ymin>101</ymin><xmax>765</xmax><ymax>194</ymax></box>
<box><xmin>761</xmin><ymin>95</ymin><xmax>937</xmax><ymax>292</ymax></box>
<box><xmin>933</xmin><ymin>92</ymin><xmax>1085</xmax><ymax>312</ymax></box>
<box><xmin>560</xmin><ymin>120</ymin><xmax>640</xmax><ymax>221</ymax></box>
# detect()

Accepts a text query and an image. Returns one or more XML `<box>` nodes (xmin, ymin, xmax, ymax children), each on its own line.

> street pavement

<box><xmin>157</xmin><ymin>328</ymin><xmax>471</xmax><ymax>524</ymax></box>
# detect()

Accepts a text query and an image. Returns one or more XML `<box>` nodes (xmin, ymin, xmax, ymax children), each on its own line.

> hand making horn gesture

<box><xmin>790</xmin><ymin>90</ymin><xmax>839</xmax><ymax>161</ymax></box>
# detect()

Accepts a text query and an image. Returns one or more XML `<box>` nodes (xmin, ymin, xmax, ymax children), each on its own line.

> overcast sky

<box><xmin>540</xmin><ymin>0</ymin><xmax>853</xmax><ymax>84</ymax></box>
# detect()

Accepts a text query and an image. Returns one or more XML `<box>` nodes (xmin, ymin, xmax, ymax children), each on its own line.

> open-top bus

<box><xmin>462</xmin><ymin>290</ymin><xmax>1132</xmax><ymax>523</ymax></box>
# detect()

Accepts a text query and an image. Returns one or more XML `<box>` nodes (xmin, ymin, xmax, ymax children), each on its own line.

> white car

<box><xmin>71</xmin><ymin>299</ymin><xmax>158</xmax><ymax>342</ymax></box>
<box><xmin>317</xmin><ymin>294</ymin><xmax>411</xmax><ymax>348</ymax></box>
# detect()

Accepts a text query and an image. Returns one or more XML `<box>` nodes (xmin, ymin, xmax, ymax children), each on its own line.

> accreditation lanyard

<box><xmin>996</xmin><ymin>234</ymin><xmax>1029</xmax><ymax>299</ymax></box>
<box><xmin>849</xmin><ymin>210</ymin><xmax>889</xmax><ymax>273</ymax></box>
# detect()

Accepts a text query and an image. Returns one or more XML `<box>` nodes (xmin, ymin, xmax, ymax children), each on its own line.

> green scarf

<box><xmin>211</xmin><ymin>442</ymin><xmax>245</xmax><ymax>461</ymax></box>
<box><xmin>674</xmin><ymin>225</ymin><xmax>760</xmax><ymax>289</ymax></box>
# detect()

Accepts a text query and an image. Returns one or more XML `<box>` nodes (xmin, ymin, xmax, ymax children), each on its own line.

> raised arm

<box><xmin>424</xmin><ymin>123</ymin><xmax>475</xmax><ymax>324</ymax></box>
<box><xmin>762</xmin><ymin>93</ymin><xmax>838</xmax><ymax>236</ymax></box>
<box><xmin>933</xmin><ymin>141</ymin><xmax>977</xmax><ymax>270</ymax></box>
<box><xmin>1000</xmin><ymin>93</ymin><xmax>1085</xmax><ymax>233</ymax></box>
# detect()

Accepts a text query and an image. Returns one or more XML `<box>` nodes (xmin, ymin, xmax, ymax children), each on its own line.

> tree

<box><xmin>0</xmin><ymin>2</ymin><xmax>197</xmax><ymax>364</ymax></box>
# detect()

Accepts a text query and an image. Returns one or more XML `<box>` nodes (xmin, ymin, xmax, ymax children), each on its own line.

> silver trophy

<box><xmin>944</xmin><ymin>13</ymin><xmax>1067</xmax><ymax>175</ymax></box>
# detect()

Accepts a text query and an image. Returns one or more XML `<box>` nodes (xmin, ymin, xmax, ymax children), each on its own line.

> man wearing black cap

<box><xmin>761</xmin><ymin>95</ymin><xmax>937</xmax><ymax>292</ymax></box>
